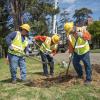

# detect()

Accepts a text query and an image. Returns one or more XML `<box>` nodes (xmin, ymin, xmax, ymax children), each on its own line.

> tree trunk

<box><xmin>0</xmin><ymin>45</ymin><xmax>2</xmax><ymax>58</ymax></box>
<box><xmin>10</xmin><ymin>0</ymin><xmax>24</xmax><ymax>30</ymax></box>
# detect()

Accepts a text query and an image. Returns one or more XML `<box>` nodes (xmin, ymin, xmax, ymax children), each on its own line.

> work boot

<box><xmin>45</xmin><ymin>74</ymin><xmax>49</xmax><ymax>77</ymax></box>
<box><xmin>50</xmin><ymin>73</ymin><xmax>54</xmax><ymax>78</ymax></box>
<box><xmin>84</xmin><ymin>80</ymin><xmax>91</xmax><ymax>86</ymax></box>
<box><xmin>12</xmin><ymin>80</ymin><xmax>16</xmax><ymax>84</ymax></box>
<box><xmin>43</xmin><ymin>73</ymin><xmax>49</xmax><ymax>77</ymax></box>
<box><xmin>20</xmin><ymin>80</ymin><xmax>29</xmax><ymax>84</ymax></box>
<box><xmin>76</xmin><ymin>75</ymin><xmax>83</xmax><ymax>79</ymax></box>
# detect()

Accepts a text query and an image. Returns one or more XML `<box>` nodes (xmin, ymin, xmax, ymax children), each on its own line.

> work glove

<box><xmin>45</xmin><ymin>51</ymin><xmax>51</xmax><ymax>55</ymax></box>
<box><xmin>26</xmin><ymin>51</ymin><xmax>29</xmax><ymax>57</ymax></box>
<box><xmin>61</xmin><ymin>60</ymin><xmax>68</xmax><ymax>68</ymax></box>
<box><xmin>9</xmin><ymin>45</ymin><xmax>14</xmax><ymax>51</ymax></box>
<box><xmin>49</xmin><ymin>53</ymin><xmax>54</xmax><ymax>58</ymax></box>
<box><xmin>77</xmin><ymin>32</ymin><xmax>83</xmax><ymax>37</ymax></box>
<box><xmin>32</xmin><ymin>38</ymin><xmax>36</xmax><ymax>42</ymax></box>
<box><xmin>69</xmin><ymin>53</ymin><xmax>72</xmax><ymax>60</ymax></box>
<box><xmin>44</xmin><ymin>52</ymin><xmax>48</xmax><ymax>55</ymax></box>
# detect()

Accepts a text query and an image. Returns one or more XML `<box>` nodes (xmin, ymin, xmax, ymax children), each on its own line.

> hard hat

<box><xmin>20</xmin><ymin>24</ymin><xmax>30</xmax><ymax>32</ymax></box>
<box><xmin>64</xmin><ymin>22</ymin><xmax>74</xmax><ymax>34</ymax></box>
<box><xmin>52</xmin><ymin>34</ymin><xmax>60</xmax><ymax>44</ymax></box>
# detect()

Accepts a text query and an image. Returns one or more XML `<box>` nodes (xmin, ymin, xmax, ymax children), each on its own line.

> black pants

<box><xmin>40</xmin><ymin>51</ymin><xmax>54</xmax><ymax>75</ymax></box>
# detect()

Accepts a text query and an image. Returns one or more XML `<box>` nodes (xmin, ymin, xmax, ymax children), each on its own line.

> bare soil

<box><xmin>25</xmin><ymin>64</ymin><xmax>100</xmax><ymax>88</ymax></box>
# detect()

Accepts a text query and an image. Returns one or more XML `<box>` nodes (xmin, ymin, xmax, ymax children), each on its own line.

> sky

<box><xmin>58</xmin><ymin>0</ymin><xmax>100</xmax><ymax>20</ymax></box>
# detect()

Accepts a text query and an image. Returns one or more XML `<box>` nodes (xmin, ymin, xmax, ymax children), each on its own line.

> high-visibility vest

<box><xmin>68</xmin><ymin>34</ymin><xmax>90</xmax><ymax>55</ymax></box>
<box><xmin>8</xmin><ymin>31</ymin><xmax>28</xmax><ymax>56</ymax></box>
<box><xmin>40</xmin><ymin>37</ymin><xmax>58</xmax><ymax>53</ymax></box>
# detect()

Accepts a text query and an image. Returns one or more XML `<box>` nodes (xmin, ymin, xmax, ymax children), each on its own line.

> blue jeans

<box><xmin>40</xmin><ymin>51</ymin><xmax>54</xmax><ymax>75</ymax></box>
<box><xmin>8</xmin><ymin>53</ymin><xmax>26</xmax><ymax>81</ymax></box>
<box><xmin>73</xmin><ymin>51</ymin><xmax>92</xmax><ymax>81</ymax></box>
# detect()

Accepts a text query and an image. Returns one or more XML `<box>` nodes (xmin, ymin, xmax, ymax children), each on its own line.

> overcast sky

<box><xmin>58</xmin><ymin>0</ymin><xmax>100</xmax><ymax>20</ymax></box>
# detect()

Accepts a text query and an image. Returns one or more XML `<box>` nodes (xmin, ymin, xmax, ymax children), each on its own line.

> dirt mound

<box><xmin>25</xmin><ymin>74</ymin><xmax>77</xmax><ymax>88</ymax></box>
<box><xmin>92</xmin><ymin>64</ymin><xmax>100</xmax><ymax>73</ymax></box>
<box><xmin>91</xmin><ymin>64</ymin><xmax>100</xmax><ymax>86</ymax></box>
<box><xmin>25</xmin><ymin>64</ymin><xmax>100</xmax><ymax>88</ymax></box>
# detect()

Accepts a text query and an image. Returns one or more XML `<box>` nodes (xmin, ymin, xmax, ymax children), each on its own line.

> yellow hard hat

<box><xmin>64</xmin><ymin>22</ymin><xmax>74</xmax><ymax>34</ymax></box>
<box><xmin>20</xmin><ymin>24</ymin><xmax>30</xmax><ymax>32</ymax></box>
<box><xmin>52</xmin><ymin>34</ymin><xmax>60</xmax><ymax>44</ymax></box>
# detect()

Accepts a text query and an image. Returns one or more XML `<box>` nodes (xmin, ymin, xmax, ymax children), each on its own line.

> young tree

<box><xmin>73</xmin><ymin>8</ymin><xmax>92</xmax><ymax>26</ymax></box>
<box><xmin>88</xmin><ymin>21</ymin><xmax>100</xmax><ymax>49</ymax></box>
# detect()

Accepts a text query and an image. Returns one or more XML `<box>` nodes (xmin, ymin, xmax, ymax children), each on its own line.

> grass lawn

<box><xmin>90</xmin><ymin>49</ymin><xmax>100</xmax><ymax>53</ymax></box>
<box><xmin>0</xmin><ymin>57</ymin><xmax>100</xmax><ymax>100</ymax></box>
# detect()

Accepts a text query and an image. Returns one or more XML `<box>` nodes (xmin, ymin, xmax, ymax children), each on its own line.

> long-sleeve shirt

<box><xmin>34</xmin><ymin>35</ymin><xmax>57</xmax><ymax>55</ymax></box>
<box><xmin>34</xmin><ymin>35</ymin><xmax>47</xmax><ymax>42</ymax></box>
<box><xmin>5</xmin><ymin>31</ymin><xmax>29</xmax><ymax>52</ymax></box>
<box><xmin>68</xmin><ymin>31</ymin><xmax>91</xmax><ymax>53</ymax></box>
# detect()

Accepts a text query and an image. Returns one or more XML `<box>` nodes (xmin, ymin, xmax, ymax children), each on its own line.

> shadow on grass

<box><xmin>0</xmin><ymin>78</ymin><xmax>11</xmax><ymax>83</ymax></box>
<box><xmin>32</xmin><ymin>72</ymin><xmax>43</xmax><ymax>75</ymax></box>
<box><xmin>27</xmin><ymin>71</ymin><xmax>43</xmax><ymax>76</ymax></box>
<box><xmin>0</xmin><ymin>78</ymin><xmax>22</xmax><ymax>84</ymax></box>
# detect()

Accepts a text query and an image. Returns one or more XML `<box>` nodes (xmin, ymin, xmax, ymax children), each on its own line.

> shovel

<box><xmin>66</xmin><ymin>37</ymin><xmax>79</xmax><ymax>76</ymax></box>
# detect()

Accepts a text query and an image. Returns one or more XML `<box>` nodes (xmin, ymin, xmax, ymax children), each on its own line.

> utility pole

<box><xmin>52</xmin><ymin>0</ymin><xmax>58</xmax><ymax>34</ymax></box>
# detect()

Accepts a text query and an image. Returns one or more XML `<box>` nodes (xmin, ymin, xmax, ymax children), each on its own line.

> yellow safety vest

<box><xmin>68</xmin><ymin>34</ymin><xmax>90</xmax><ymax>55</ymax></box>
<box><xmin>40</xmin><ymin>37</ymin><xmax>58</xmax><ymax>53</ymax></box>
<box><xmin>8</xmin><ymin>31</ymin><xmax>28</xmax><ymax>56</ymax></box>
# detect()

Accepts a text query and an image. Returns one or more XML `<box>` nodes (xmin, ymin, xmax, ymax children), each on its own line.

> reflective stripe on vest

<box><xmin>40</xmin><ymin>37</ymin><xmax>51</xmax><ymax>53</ymax></box>
<box><xmin>8</xmin><ymin>31</ymin><xmax>28</xmax><ymax>56</ymax></box>
<box><xmin>68</xmin><ymin>35</ymin><xmax>90</xmax><ymax>55</ymax></box>
<box><xmin>40</xmin><ymin>37</ymin><xmax>58</xmax><ymax>53</ymax></box>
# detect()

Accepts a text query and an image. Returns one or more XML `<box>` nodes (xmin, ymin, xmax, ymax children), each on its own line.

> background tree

<box><xmin>0</xmin><ymin>0</ymin><xmax>59</xmax><ymax>57</ymax></box>
<box><xmin>73</xmin><ymin>8</ymin><xmax>92</xmax><ymax>26</ymax></box>
<box><xmin>30</xmin><ymin>0</ymin><xmax>59</xmax><ymax>35</ymax></box>
<box><xmin>4</xmin><ymin>0</ymin><xmax>59</xmax><ymax>34</ymax></box>
<box><xmin>57</xmin><ymin>9</ymin><xmax>70</xmax><ymax>34</ymax></box>
<box><xmin>0</xmin><ymin>0</ymin><xmax>9</xmax><ymax>57</ymax></box>
<box><xmin>56</xmin><ymin>9</ymin><xmax>70</xmax><ymax>53</ymax></box>
<box><xmin>87</xmin><ymin>21</ymin><xmax>100</xmax><ymax>49</ymax></box>
<box><xmin>57</xmin><ymin>9</ymin><xmax>70</xmax><ymax>42</ymax></box>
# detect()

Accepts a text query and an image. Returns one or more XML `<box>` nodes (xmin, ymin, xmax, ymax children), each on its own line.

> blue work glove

<box><xmin>77</xmin><ymin>32</ymin><xmax>83</xmax><ymax>37</ymax></box>
<box><xmin>9</xmin><ymin>45</ymin><xmax>14</xmax><ymax>50</ymax></box>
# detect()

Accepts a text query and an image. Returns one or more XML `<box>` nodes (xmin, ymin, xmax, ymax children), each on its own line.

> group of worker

<box><xmin>5</xmin><ymin>22</ymin><xmax>92</xmax><ymax>85</ymax></box>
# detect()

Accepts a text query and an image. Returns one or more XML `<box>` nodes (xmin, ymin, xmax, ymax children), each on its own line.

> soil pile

<box><xmin>25</xmin><ymin>64</ymin><xmax>100</xmax><ymax>88</ymax></box>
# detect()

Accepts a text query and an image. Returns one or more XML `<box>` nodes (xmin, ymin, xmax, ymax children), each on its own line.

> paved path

<box><xmin>54</xmin><ymin>52</ymin><xmax>100</xmax><ymax>65</ymax></box>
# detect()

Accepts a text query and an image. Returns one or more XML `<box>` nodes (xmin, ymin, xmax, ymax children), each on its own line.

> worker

<box><xmin>34</xmin><ymin>34</ymin><xmax>60</xmax><ymax>77</ymax></box>
<box><xmin>64</xmin><ymin>22</ymin><xmax>92</xmax><ymax>85</ymax></box>
<box><xmin>5</xmin><ymin>24</ymin><xmax>30</xmax><ymax>84</ymax></box>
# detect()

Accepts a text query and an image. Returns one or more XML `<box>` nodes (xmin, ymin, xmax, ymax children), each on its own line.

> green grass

<box><xmin>90</xmin><ymin>49</ymin><xmax>100</xmax><ymax>53</ymax></box>
<box><xmin>0</xmin><ymin>57</ymin><xmax>100</xmax><ymax>100</ymax></box>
